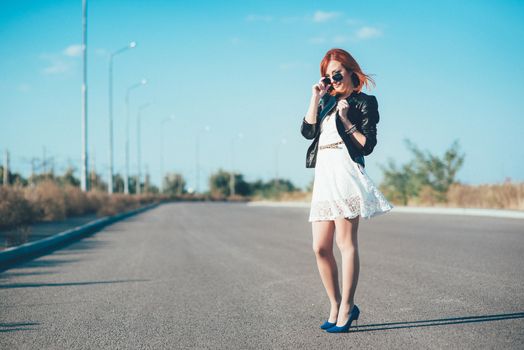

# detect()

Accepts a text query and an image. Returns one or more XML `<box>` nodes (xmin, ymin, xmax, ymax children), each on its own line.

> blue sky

<box><xmin>1</xmin><ymin>0</ymin><xmax>523</xmax><ymax>192</ymax></box>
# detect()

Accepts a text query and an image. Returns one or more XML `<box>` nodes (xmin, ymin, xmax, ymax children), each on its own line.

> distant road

<box><xmin>1</xmin><ymin>202</ymin><xmax>523</xmax><ymax>349</ymax></box>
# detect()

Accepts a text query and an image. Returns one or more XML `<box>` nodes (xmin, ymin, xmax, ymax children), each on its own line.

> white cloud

<box><xmin>280</xmin><ymin>16</ymin><xmax>301</xmax><ymax>24</ymax></box>
<box><xmin>312</xmin><ymin>11</ymin><xmax>342</xmax><ymax>23</ymax></box>
<box><xmin>245</xmin><ymin>14</ymin><xmax>273</xmax><ymax>22</ymax></box>
<box><xmin>63</xmin><ymin>44</ymin><xmax>83</xmax><ymax>57</ymax></box>
<box><xmin>346</xmin><ymin>18</ymin><xmax>361</xmax><ymax>26</ymax></box>
<box><xmin>309</xmin><ymin>36</ymin><xmax>326</xmax><ymax>44</ymax></box>
<box><xmin>355</xmin><ymin>26</ymin><xmax>382</xmax><ymax>40</ymax></box>
<box><xmin>333</xmin><ymin>35</ymin><xmax>348</xmax><ymax>44</ymax></box>
<box><xmin>95</xmin><ymin>48</ymin><xmax>108</xmax><ymax>57</ymax></box>
<box><xmin>17</xmin><ymin>83</ymin><xmax>31</xmax><ymax>92</ymax></box>
<box><xmin>42</xmin><ymin>60</ymin><xmax>71</xmax><ymax>75</ymax></box>
<box><xmin>279</xmin><ymin>62</ymin><xmax>311</xmax><ymax>71</ymax></box>
<box><xmin>39</xmin><ymin>53</ymin><xmax>74</xmax><ymax>75</ymax></box>
<box><xmin>39</xmin><ymin>44</ymin><xmax>85</xmax><ymax>75</ymax></box>
<box><xmin>230</xmin><ymin>37</ymin><xmax>241</xmax><ymax>45</ymax></box>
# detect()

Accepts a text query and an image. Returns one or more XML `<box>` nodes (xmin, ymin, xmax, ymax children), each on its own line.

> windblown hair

<box><xmin>320</xmin><ymin>48</ymin><xmax>376</xmax><ymax>96</ymax></box>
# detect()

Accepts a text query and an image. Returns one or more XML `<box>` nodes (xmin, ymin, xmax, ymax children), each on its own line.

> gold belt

<box><xmin>319</xmin><ymin>140</ymin><xmax>344</xmax><ymax>150</ymax></box>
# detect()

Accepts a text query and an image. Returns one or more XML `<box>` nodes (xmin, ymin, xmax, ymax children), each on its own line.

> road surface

<box><xmin>1</xmin><ymin>202</ymin><xmax>523</xmax><ymax>349</ymax></box>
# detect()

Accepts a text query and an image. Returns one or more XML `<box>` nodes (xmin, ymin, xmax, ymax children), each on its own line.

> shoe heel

<box><xmin>351</xmin><ymin>305</ymin><xmax>360</xmax><ymax>328</ymax></box>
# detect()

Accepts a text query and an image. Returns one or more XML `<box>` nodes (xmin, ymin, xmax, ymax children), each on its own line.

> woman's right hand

<box><xmin>312</xmin><ymin>77</ymin><xmax>330</xmax><ymax>99</ymax></box>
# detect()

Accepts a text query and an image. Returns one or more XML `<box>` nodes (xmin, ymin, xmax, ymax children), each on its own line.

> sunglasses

<box><xmin>322</xmin><ymin>71</ymin><xmax>344</xmax><ymax>85</ymax></box>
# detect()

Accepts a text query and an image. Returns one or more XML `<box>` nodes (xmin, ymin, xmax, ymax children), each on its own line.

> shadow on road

<box><xmin>0</xmin><ymin>322</ymin><xmax>40</xmax><ymax>333</ymax></box>
<box><xmin>0</xmin><ymin>278</ymin><xmax>150</xmax><ymax>289</ymax></box>
<box><xmin>350</xmin><ymin>312</ymin><xmax>524</xmax><ymax>332</ymax></box>
<box><xmin>0</xmin><ymin>234</ymin><xmax>108</xmax><ymax>273</ymax></box>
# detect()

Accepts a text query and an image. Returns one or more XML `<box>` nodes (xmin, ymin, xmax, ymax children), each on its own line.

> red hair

<box><xmin>320</xmin><ymin>48</ymin><xmax>376</xmax><ymax>96</ymax></box>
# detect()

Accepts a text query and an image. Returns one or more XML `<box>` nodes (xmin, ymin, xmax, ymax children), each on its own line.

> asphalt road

<box><xmin>1</xmin><ymin>202</ymin><xmax>523</xmax><ymax>349</ymax></box>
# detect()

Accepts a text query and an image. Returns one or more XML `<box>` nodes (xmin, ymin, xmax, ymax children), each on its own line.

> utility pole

<box><xmin>42</xmin><ymin>146</ymin><xmax>47</xmax><ymax>176</ymax></box>
<box><xmin>30</xmin><ymin>158</ymin><xmax>36</xmax><ymax>186</ymax></box>
<box><xmin>80</xmin><ymin>0</ymin><xmax>89</xmax><ymax>191</ymax></box>
<box><xmin>195</xmin><ymin>125</ymin><xmax>211</xmax><ymax>194</ymax></box>
<box><xmin>229</xmin><ymin>133</ymin><xmax>244</xmax><ymax>197</ymax></box>
<box><xmin>108</xmin><ymin>41</ymin><xmax>137</xmax><ymax>195</ymax></box>
<box><xmin>144</xmin><ymin>164</ymin><xmax>150</xmax><ymax>194</ymax></box>
<box><xmin>90</xmin><ymin>151</ymin><xmax>96</xmax><ymax>189</ymax></box>
<box><xmin>136</xmin><ymin>103</ymin><xmax>150</xmax><ymax>195</ymax></box>
<box><xmin>2</xmin><ymin>149</ymin><xmax>9</xmax><ymax>186</ymax></box>
<box><xmin>124</xmin><ymin>79</ymin><xmax>147</xmax><ymax>194</ymax></box>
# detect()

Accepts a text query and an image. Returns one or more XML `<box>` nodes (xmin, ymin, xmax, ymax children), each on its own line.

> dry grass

<box><xmin>0</xmin><ymin>186</ymin><xmax>33</xmax><ymax>229</ymax></box>
<box><xmin>2</xmin><ymin>181</ymin><xmax>522</xmax><ymax>231</ymax></box>
<box><xmin>246</xmin><ymin>191</ymin><xmax>311</xmax><ymax>203</ymax></box>
<box><xmin>275</xmin><ymin>191</ymin><xmax>311</xmax><ymax>202</ymax></box>
<box><xmin>246</xmin><ymin>183</ymin><xmax>524</xmax><ymax>212</ymax></box>
<box><xmin>24</xmin><ymin>180</ymin><xmax>67</xmax><ymax>221</ymax></box>
<box><xmin>97</xmin><ymin>193</ymin><xmax>140</xmax><ymax>216</ymax></box>
<box><xmin>446</xmin><ymin>182</ymin><xmax>524</xmax><ymax>210</ymax></box>
<box><xmin>382</xmin><ymin>182</ymin><xmax>524</xmax><ymax>210</ymax></box>
<box><xmin>63</xmin><ymin>185</ymin><xmax>93</xmax><ymax>216</ymax></box>
<box><xmin>0</xmin><ymin>182</ymin><xmax>160</xmax><ymax>230</ymax></box>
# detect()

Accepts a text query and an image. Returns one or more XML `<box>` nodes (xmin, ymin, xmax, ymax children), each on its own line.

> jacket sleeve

<box><xmin>359</xmin><ymin>95</ymin><xmax>380</xmax><ymax>155</ymax></box>
<box><xmin>300</xmin><ymin>103</ymin><xmax>322</xmax><ymax>140</ymax></box>
<box><xmin>301</xmin><ymin>117</ymin><xmax>318</xmax><ymax>140</ymax></box>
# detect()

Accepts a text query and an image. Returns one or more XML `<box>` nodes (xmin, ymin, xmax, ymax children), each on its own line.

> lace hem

<box><xmin>309</xmin><ymin>195</ymin><xmax>393</xmax><ymax>222</ymax></box>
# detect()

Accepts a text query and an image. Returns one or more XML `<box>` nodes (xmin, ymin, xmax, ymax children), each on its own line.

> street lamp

<box><xmin>81</xmin><ymin>0</ymin><xmax>88</xmax><ymax>192</ymax></box>
<box><xmin>275</xmin><ymin>137</ymin><xmax>287</xmax><ymax>193</ymax></box>
<box><xmin>108</xmin><ymin>40</ymin><xmax>136</xmax><ymax>194</ymax></box>
<box><xmin>124</xmin><ymin>78</ymin><xmax>147</xmax><ymax>194</ymax></box>
<box><xmin>230</xmin><ymin>132</ymin><xmax>244</xmax><ymax>196</ymax></box>
<box><xmin>136</xmin><ymin>102</ymin><xmax>151</xmax><ymax>195</ymax></box>
<box><xmin>160</xmin><ymin>115</ymin><xmax>175</xmax><ymax>193</ymax></box>
<box><xmin>195</xmin><ymin>125</ymin><xmax>211</xmax><ymax>194</ymax></box>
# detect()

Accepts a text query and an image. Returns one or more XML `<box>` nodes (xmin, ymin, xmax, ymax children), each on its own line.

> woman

<box><xmin>300</xmin><ymin>48</ymin><xmax>393</xmax><ymax>333</ymax></box>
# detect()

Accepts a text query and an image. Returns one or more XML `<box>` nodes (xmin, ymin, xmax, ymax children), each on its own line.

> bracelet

<box><xmin>344</xmin><ymin>125</ymin><xmax>357</xmax><ymax>135</ymax></box>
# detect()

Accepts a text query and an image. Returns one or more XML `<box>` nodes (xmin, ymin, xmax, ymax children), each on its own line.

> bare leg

<box><xmin>312</xmin><ymin>220</ymin><xmax>341</xmax><ymax>323</ymax></box>
<box><xmin>333</xmin><ymin>215</ymin><xmax>360</xmax><ymax>326</ymax></box>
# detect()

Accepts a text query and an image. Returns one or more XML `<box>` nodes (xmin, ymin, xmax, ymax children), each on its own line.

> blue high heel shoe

<box><xmin>325</xmin><ymin>305</ymin><xmax>360</xmax><ymax>333</ymax></box>
<box><xmin>320</xmin><ymin>320</ymin><xmax>336</xmax><ymax>330</ymax></box>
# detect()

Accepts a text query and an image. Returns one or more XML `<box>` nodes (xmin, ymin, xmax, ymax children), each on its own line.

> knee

<box><xmin>335</xmin><ymin>238</ymin><xmax>357</xmax><ymax>253</ymax></box>
<box><xmin>312</xmin><ymin>244</ymin><xmax>333</xmax><ymax>258</ymax></box>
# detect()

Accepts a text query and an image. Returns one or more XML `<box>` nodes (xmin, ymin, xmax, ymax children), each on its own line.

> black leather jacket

<box><xmin>300</xmin><ymin>90</ymin><xmax>380</xmax><ymax>168</ymax></box>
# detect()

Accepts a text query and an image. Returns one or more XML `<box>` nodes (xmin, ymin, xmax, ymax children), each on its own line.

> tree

<box><xmin>379</xmin><ymin>160</ymin><xmax>419</xmax><ymax>205</ymax></box>
<box><xmin>113</xmin><ymin>174</ymin><xmax>125</xmax><ymax>193</ymax></box>
<box><xmin>209</xmin><ymin>169</ymin><xmax>269</xmax><ymax>197</ymax></box>
<box><xmin>163</xmin><ymin>173</ymin><xmax>186</xmax><ymax>195</ymax></box>
<box><xmin>0</xmin><ymin>166</ymin><xmax>28</xmax><ymax>186</ymax></box>
<box><xmin>405</xmin><ymin>139</ymin><xmax>465</xmax><ymax>197</ymax></box>
<box><xmin>248</xmin><ymin>177</ymin><xmax>297</xmax><ymax>198</ymax></box>
<box><xmin>57</xmin><ymin>167</ymin><xmax>80</xmax><ymax>187</ymax></box>
<box><xmin>88</xmin><ymin>171</ymin><xmax>108</xmax><ymax>192</ymax></box>
<box><xmin>233</xmin><ymin>173</ymin><xmax>252</xmax><ymax>196</ymax></box>
<box><xmin>379</xmin><ymin>139</ymin><xmax>465</xmax><ymax>204</ymax></box>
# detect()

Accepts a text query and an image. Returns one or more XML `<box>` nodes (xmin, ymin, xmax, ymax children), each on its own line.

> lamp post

<box><xmin>195</xmin><ymin>125</ymin><xmax>211</xmax><ymax>194</ymax></box>
<box><xmin>275</xmin><ymin>137</ymin><xmax>287</xmax><ymax>193</ymax></box>
<box><xmin>136</xmin><ymin>102</ymin><xmax>150</xmax><ymax>195</ymax></box>
<box><xmin>160</xmin><ymin>115</ymin><xmax>175</xmax><ymax>193</ymax></box>
<box><xmin>124</xmin><ymin>79</ymin><xmax>147</xmax><ymax>194</ymax></box>
<box><xmin>229</xmin><ymin>132</ymin><xmax>244</xmax><ymax>196</ymax></box>
<box><xmin>107</xmin><ymin>40</ymin><xmax>136</xmax><ymax>194</ymax></box>
<box><xmin>80</xmin><ymin>0</ymin><xmax>88</xmax><ymax>192</ymax></box>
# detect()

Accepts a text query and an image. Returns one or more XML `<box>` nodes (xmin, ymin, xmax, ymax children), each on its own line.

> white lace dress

<box><xmin>309</xmin><ymin>109</ymin><xmax>393</xmax><ymax>222</ymax></box>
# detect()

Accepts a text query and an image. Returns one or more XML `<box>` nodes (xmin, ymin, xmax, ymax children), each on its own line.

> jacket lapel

<box><xmin>318</xmin><ymin>95</ymin><xmax>337</xmax><ymax>124</ymax></box>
